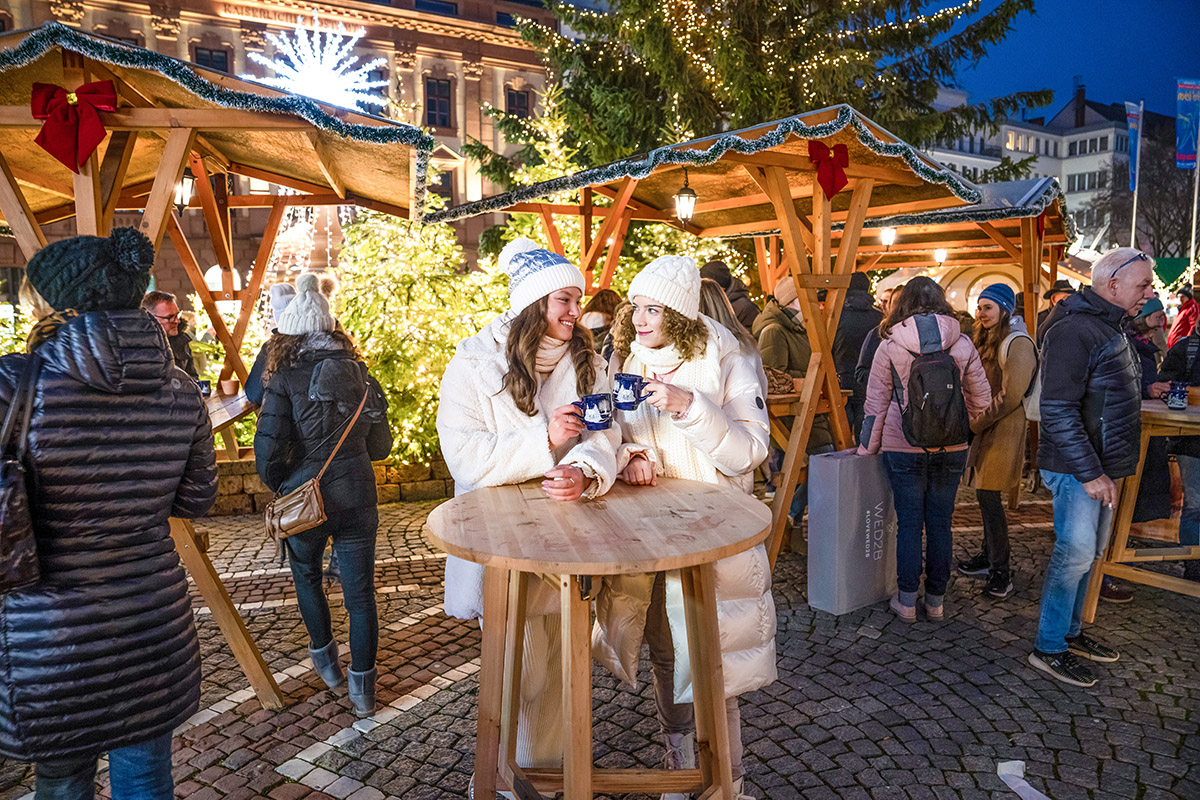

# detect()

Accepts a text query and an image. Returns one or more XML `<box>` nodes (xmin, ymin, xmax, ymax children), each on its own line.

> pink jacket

<box><xmin>860</xmin><ymin>314</ymin><xmax>991</xmax><ymax>454</ymax></box>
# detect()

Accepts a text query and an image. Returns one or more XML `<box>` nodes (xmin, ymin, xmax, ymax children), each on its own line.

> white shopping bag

<box><xmin>807</xmin><ymin>449</ymin><xmax>898</xmax><ymax>615</ymax></box>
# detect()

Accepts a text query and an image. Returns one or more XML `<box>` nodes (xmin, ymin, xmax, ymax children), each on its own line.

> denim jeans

<box><xmin>285</xmin><ymin>508</ymin><xmax>379</xmax><ymax>671</ymax></box>
<box><xmin>35</xmin><ymin>733</ymin><xmax>173</xmax><ymax>800</ymax></box>
<box><xmin>1035</xmin><ymin>470</ymin><xmax>1115</xmax><ymax>654</ymax></box>
<box><xmin>883</xmin><ymin>449</ymin><xmax>968</xmax><ymax>598</ymax></box>
<box><xmin>1176</xmin><ymin>455</ymin><xmax>1200</xmax><ymax>547</ymax></box>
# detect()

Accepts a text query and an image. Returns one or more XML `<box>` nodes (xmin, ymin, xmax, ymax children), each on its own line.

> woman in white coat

<box><xmin>594</xmin><ymin>255</ymin><xmax>774</xmax><ymax>800</ymax></box>
<box><xmin>436</xmin><ymin>238</ymin><xmax>619</xmax><ymax>774</ymax></box>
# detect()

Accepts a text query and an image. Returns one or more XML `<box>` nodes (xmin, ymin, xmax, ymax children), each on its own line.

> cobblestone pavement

<box><xmin>2</xmin><ymin>491</ymin><xmax>1198</xmax><ymax>800</ymax></box>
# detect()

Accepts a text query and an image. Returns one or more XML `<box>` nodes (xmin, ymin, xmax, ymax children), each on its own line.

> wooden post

<box><xmin>98</xmin><ymin>131</ymin><xmax>138</xmax><ymax>235</ymax></box>
<box><xmin>220</xmin><ymin>197</ymin><xmax>286</xmax><ymax>381</ymax></box>
<box><xmin>474</xmin><ymin>566</ymin><xmax>510</xmax><ymax>800</ymax></box>
<box><xmin>766</xmin><ymin>353</ymin><xmax>824</xmax><ymax>570</ymax></box>
<box><xmin>580</xmin><ymin>178</ymin><xmax>637</xmax><ymax>289</ymax></box>
<box><xmin>581</xmin><ymin>187</ymin><xmax>593</xmax><ymax>258</ymax></box>
<box><xmin>73</xmin><ymin>156</ymin><xmax>103</xmax><ymax>236</ymax></box>
<box><xmin>0</xmin><ymin>150</ymin><xmax>48</xmax><ymax>259</ymax></box>
<box><xmin>1020</xmin><ymin>218</ymin><xmax>1039</xmax><ymax>340</ymax></box>
<box><xmin>139</xmin><ymin>128</ymin><xmax>196</xmax><ymax>250</ymax></box>
<box><xmin>596</xmin><ymin>208</ymin><xmax>633</xmax><ymax>290</ymax></box>
<box><xmin>560</xmin><ymin>574</ymin><xmax>593</xmax><ymax>799</ymax></box>
<box><xmin>169</xmin><ymin>518</ymin><xmax>285</xmax><ymax>708</ymax></box>
<box><xmin>754</xmin><ymin>237</ymin><xmax>772</xmax><ymax>297</ymax></box>
<box><xmin>538</xmin><ymin>206</ymin><xmax>565</xmax><ymax>256</ymax></box>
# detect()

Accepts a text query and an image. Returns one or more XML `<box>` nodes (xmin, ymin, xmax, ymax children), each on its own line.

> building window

<box><xmin>497</xmin><ymin>12</ymin><xmax>517</xmax><ymax>26</ymax></box>
<box><xmin>194</xmin><ymin>47</ymin><xmax>230</xmax><ymax>73</ymax></box>
<box><xmin>1054</xmin><ymin>141</ymin><xmax>1060</xmax><ymax>157</ymax></box>
<box><xmin>416</xmin><ymin>0</ymin><xmax>458</xmax><ymax>15</ymax></box>
<box><xmin>425</xmin><ymin>77</ymin><xmax>452</xmax><ymax>129</ymax></box>
<box><xmin>506</xmin><ymin>88</ymin><xmax>531</xmax><ymax>118</ymax></box>
<box><xmin>429</xmin><ymin>170</ymin><xmax>454</xmax><ymax>204</ymax></box>
<box><xmin>504</xmin><ymin>0</ymin><xmax>545</xmax><ymax>6</ymax></box>
<box><xmin>1006</xmin><ymin>131</ymin><xmax>1015</xmax><ymax>151</ymax></box>
<box><xmin>1068</xmin><ymin>141</ymin><xmax>1077</xmax><ymax>157</ymax></box>
<box><xmin>1100</xmin><ymin>135</ymin><xmax>1109</xmax><ymax>151</ymax></box>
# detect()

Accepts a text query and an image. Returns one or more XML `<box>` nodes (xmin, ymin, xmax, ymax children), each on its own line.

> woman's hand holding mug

<box><xmin>548</xmin><ymin>404</ymin><xmax>584</xmax><ymax>450</ymax></box>
<box><xmin>542</xmin><ymin>465</ymin><xmax>590</xmax><ymax>501</ymax></box>
<box><xmin>644</xmin><ymin>381</ymin><xmax>693</xmax><ymax>416</ymax></box>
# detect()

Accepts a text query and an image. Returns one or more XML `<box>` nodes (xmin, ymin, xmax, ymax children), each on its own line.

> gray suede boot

<box><xmin>348</xmin><ymin>667</ymin><xmax>377</xmax><ymax>718</ymax></box>
<box><xmin>309</xmin><ymin>640</ymin><xmax>344</xmax><ymax>689</ymax></box>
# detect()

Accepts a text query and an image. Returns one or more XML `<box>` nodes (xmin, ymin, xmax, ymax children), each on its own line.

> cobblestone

<box><xmin>1</xmin><ymin>492</ymin><xmax>1197</xmax><ymax>799</ymax></box>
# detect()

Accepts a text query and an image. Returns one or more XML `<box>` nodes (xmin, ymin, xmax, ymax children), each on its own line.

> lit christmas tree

<box><xmin>245</xmin><ymin>13</ymin><xmax>388</xmax><ymax>112</ymax></box>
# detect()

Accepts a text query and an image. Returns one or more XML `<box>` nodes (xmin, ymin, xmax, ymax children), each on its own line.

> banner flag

<box><xmin>1177</xmin><ymin>78</ymin><xmax>1200</xmax><ymax>169</ymax></box>
<box><xmin>1126</xmin><ymin>101</ymin><xmax>1141</xmax><ymax>190</ymax></box>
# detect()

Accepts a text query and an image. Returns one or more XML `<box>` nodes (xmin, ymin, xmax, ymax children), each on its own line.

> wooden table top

<box><xmin>425</xmin><ymin>477</ymin><xmax>772</xmax><ymax>575</ymax></box>
<box><xmin>1141</xmin><ymin>399</ymin><xmax>1200</xmax><ymax>431</ymax></box>
<box><xmin>206</xmin><ymin>392</ymin><xmax>258</xmax><ymax>434</ymax></box>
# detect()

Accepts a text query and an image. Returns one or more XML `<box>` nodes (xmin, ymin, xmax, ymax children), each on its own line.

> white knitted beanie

<box><xmin>773</xmin><ymin>274</ymin><xmax>798</xmax><ymax>307</ymax></box>
<box><xmin>269</xmin><ymin>283</ymin><xmax>296</xmax><ymax>325</ymax></box>
<box><xmin>499</xmin><ymin>237</ymin><xmax>585</xmax><ymax>316</ymax></box>
<box><xmin>277</xmin><ymin>272</ymin><xmax>334</xmax><ymax>335</ymax></box>
<box><xmin>628</xmin><ymin>255</ymin><xmax>701</xmax><ymax>320</ymax></box>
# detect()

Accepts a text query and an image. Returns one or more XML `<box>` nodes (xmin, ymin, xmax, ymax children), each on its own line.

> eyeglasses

<box><xmin>1111</xmin><ymin>251</ymin><xmax>1150</xmax><ymax>279</ymax></box>
<box><xmin>151</xmin><ymin>312</ymin><xmax>180</xmax><ymax>323</ymax></box>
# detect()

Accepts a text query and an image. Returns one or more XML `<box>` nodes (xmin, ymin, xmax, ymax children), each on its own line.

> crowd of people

<box><xmin>0</xmin><ymin>226</ymin><xmax>1187</xmax><ymax>798</ymax></box>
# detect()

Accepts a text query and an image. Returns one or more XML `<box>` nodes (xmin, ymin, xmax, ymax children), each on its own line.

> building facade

<box><xmin>0</xmin><ymin>0</ymin><xmax>549</xmax><ymax>299</ymax></box>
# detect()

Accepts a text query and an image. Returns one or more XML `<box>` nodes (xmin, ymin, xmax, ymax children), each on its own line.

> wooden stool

<box><xmin>425</xmin><ymin>478</ymin><xmax>771</xmax><ymax>800</ymax></box>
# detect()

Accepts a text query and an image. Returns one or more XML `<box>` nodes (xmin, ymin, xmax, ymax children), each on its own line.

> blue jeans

<box><xmin>1176</xmin><ymin>455</ymin><xmax>1200</xmax><ymax>547</ymax></box>
<box><xmin>1035</xmin><ymin>470</ymin><xmax>1115</xmax><ymax>654</ymax></box>
<box><xmin>883</xmin><ymin>449</ymin><xmax>968</xmax><ymax>597</ymax></box>
<box><xmin>35</xmin><ymin>734</ymin><xmax>173</xmax><ymax>800</ymax></box>
<box><xmin>285</xmin><ymin>508</ymin><xmax>379</xmax><ymax>671</ymax></box>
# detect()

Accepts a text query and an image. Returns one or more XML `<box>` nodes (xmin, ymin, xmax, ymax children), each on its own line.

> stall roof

<box><xmin>425</xmin><ymin>104</ymin><xmax>981</xmax><ymax>235</ymax></box>
<box><xmin>0</xmin><ymin>23</ymin><xmax>432</xmax><ymax>219</ymax></box>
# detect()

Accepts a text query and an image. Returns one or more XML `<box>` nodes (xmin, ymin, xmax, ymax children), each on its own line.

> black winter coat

<box><xmin>1156</xmin><ymin>334</ymin><xmax>1200</xmax><ymax>459</ymax></box>
<box><xmin>0</xmin><ymin>311</ymin><xmax>217</xmax><ymax>761</ymax></box>
<box><xmin>834</xmin><ymin>290</ymin><xmax>883</xmax><ymax>391</ymax></box>
<box><xmin>254</xmin><ymin>337</ymin><xmax>392</xmax><ymax>513</ymax></box>
<box><xmin>724</xmin><ymin>278</ymin><xmax>761</xmax><ymax>333</ymax></box>
<box><xmin>1038</xmin><ymin>289</ymin><xmax>1142</xmax><ymax>482</ymax></box>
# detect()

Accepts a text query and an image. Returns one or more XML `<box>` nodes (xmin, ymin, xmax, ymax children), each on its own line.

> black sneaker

<box><xmin>983</xmin><ymin>569</ymin><xmax>1013</xmax><ymax>599</ymax></box>
<box><xmin>1067</xmin><ymin>633</ymin><xmax>1120</xmax><ymax>663</ymax></box>
<box><xmin>1028</xmin><ymin>650</ymin><xmax>1097</xmax><ymax>688</ymax></box>
<box><xmin>957</xmin><ymin>552</ymin><xmax>990</xmax><ymax>576</ymax></box>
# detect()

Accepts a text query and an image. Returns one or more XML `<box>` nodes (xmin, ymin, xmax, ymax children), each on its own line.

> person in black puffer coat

<box><xmin>1156</xmin><ymin>329</ymin><xmax>1200</xmax><ymax>581</ymax></box>
<box><xmin>1031</xmin><ymin>248</ymin><xmax>1154</xmax><ymax>689</ymax></box>
<box><xmin>254</xmin><ymin>273</ymin><xmax>392</xmax><ymax>718</ymax></box>
<box><xmin>834</xmin><ymin>272</ymin><xmax>884</xmax><ymax>442</ymax></box>
<box><xmin>0</xmin><ymin>229</ymin><xmax>217</xmax><ymax>796</ymax></box>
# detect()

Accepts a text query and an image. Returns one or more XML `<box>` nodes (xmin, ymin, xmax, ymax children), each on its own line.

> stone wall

<box><xmin>208</xmin><ymin>458</ymin><xmax>454</xmax><ymax>517</ymax></box>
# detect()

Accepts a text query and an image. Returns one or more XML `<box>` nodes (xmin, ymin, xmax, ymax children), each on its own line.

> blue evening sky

<box><xmin>955</xmin><ymin>0</ymin><xmax>1200</xmax><ymax>118</ymax></box>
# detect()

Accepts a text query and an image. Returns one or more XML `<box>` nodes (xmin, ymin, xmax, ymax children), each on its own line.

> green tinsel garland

<box><xmin>0</xmin><ymin>23</ymin><xmax>433</xmax><ymax>210</ymax></box>
<box><xmin>424</xmin><ymin>104</ymin><xmax>982</xmax><ymax>225</ymax></box>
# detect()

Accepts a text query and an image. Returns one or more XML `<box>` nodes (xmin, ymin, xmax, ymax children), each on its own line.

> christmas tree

<box><xmin>523</xmin><ymin>0</ymin><xmax>1053</xmax><ymax>165</ymax></box>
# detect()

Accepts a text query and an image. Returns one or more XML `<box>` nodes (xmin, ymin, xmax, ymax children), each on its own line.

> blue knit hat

<box><xmin>1136</xmin><ymin>297</ymin><xmax>1165</xmax><ymax>318</ymax></box>
<box><xmin>978</xmin><ymin>283</ymin><xmax>1016</xmax><ymax>316</ymax></box>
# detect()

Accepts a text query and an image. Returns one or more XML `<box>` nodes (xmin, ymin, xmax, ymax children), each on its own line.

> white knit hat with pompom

<box><xmin>498</xmin><ymin>237</ymin><xmax>585</xmax><ymax>316</ymax></box>
<box><xmin>277</xmin><ymin>272</ymin><xmax>334</xmax><ymax>335</ymax></box>
<box><xmin>628</xmin><ymin>255</ymin><xmax>701</xmax><ymax>320</ymax></box>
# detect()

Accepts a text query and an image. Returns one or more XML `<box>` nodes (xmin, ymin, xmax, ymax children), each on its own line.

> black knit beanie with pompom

<box><xmin>25</xmin><ymin>227</ymin><xmax>154</xmax><ymax>312</ymax></box>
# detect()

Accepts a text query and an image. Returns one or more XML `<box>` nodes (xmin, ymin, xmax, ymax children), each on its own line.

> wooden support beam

<box><xmin>220</xmin><ymin>197</ymin><xmax>286</xmax><ymax>382</ymax></box>
<box><xmin>581</xmin><ymin>177</ymin><xmax>637</xmax><ymax>287</ymax></box>
<box><xmin>692</xmin><ymin>182</ymin><xmax>820</xmax><ymax>215</ymax></box>
<box><xmin>582</xmin><ymin>186</ymin><xmax>593</xmax><ymax>257</ymax></box>
<box><xmin>697</xmin><ymin>196</ymin><xmax>965</xmax><ymax>239</ymax></box>
<box><xmin>226</xmin><ymin>163</ymin><xmax>332</xmax><ymax>196</ymax></box>
<box><xmin>754</xmin><ymin>237</ymin><xmax>772</xmax><ymax>298</ymax></box>
<box><xmin>1020</xmin><ymin>217</ymin><xmax>1039</xmax><ymax>337</ymax></box>
<box><xmin>0</xmin><ymin>106</ymin><xmax>315</xmax><ymax>131</ymax></box>
<box><xmin>766</xmin><ymin>358</ymin><xmax>823</xmax><ymax>570</ymax></box>
<box><xmin>597</xmin><ymin>208</ymin><xmax>634</xmax><ymax>290</ymax></box>
<box><xmin>857</xmin><ymin>253</ymin><xmax>884</xmax><ymax>272</ymax></box>
<box><xmin>538</xmin><ymin>206</ymin><xmax>565</xmax><ymax>256</ymax></box>
<box><xmin>11</xmin><ymin>167</ymin><xmax>73</xmax><ymax>199</ymax></box>
<box><xmin>721</xmin><ymin>151</ymin><xmax>926</xmax><ymax>187</ymax></box>
<box><xmin>0</xmin><ymin>150</ymin><xmax>48</xmax><ymax>260</ymax></box>
<box><xmin>73</xmin><ymin>155</ymin><xmax>103</xmax><ymax>236</ymax></box>
<box><xmin>308</xmin><ymin>132</ymin><xmax>346</xmax><ymax>199</ymax></box>
<box><xmin>166</xmin><ymin>213</ymin><xmax>249</xmax><ymax>382</ymax></box>
<box><xmin>98</xmin><ymin>131</ymin><xmax>138</xmax><ymax>234</ymax></box>
<box><xmin>976</xmin><ymin>221</ymin><xmax>1024</xmax><ymax>262</ymax></box>
<box><xmin>140</xmin><ymin>128</ymin><xmax>196</xmax><ymax>250</ymax></box>
<box><xmin>592</xmin><ymin>184</ymin><xmax>699</xmax><ymax>234</ymax></box>
<box><xmin>190</xmin><ymin>154</ymin><xmax>235</xmax><ymax>275</ymax></box>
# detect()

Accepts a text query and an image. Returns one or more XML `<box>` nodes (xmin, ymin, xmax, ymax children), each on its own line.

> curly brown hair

<box><xmin>265</xmin><ymin>331</ymin><xmax>363</xmax><ymax>379</ymax></box>
<box><xmin>611</xmin><ymin>301</ymin><xmax>708</xmax><ymax>362</ymax></box>
<box><xmin>501</xmin><ymin>297</ymin><xmax>597</xmax><ymax>416</ymax></box>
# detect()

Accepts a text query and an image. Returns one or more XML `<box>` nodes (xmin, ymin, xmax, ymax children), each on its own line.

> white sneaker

<box><xmin>661</xmin><ymin>732</ymin><xmax>696</xmax><ymax>800</ymax></box>
<box><xmin>732</xmin><ymin>777</ymin><xmax>755</xmax><ymax>799</ymax></box>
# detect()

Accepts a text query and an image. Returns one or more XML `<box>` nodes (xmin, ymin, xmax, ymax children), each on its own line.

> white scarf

<box><xmin>535</xmin><ymin>335</ymin><xmax>570</xmax><ymax>377</ymax></box>
<box><xmin>622</xmin><ymin>319</ymin><xmax>723</xmax><ymax>484</ymax></box>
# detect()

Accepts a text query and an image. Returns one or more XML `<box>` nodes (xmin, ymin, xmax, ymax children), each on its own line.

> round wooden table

<box><xmin>425</xmin><ymin>477</ymin><xmax>771</xmax><ymax>800</ymax></box>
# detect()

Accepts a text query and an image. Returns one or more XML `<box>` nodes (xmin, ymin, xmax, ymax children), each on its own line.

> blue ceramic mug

<box><xmin>1162</xmin><ymin>381</ymin><xmax>1188</xmax><ymax>410</ymax></box>
<box><xmin>197</xmin><ymin>379</ymin><xmax>212</xmax><ymax>398</ymax></box>
<box><xmin>613</xmin><ymin>372</ymin><xmax>653</xmax><ymax>411</ymax></box>
<box><xmin>572</xmin><ymin>393</ymin><xmax>613</xmax><ymax>430</ymax></box>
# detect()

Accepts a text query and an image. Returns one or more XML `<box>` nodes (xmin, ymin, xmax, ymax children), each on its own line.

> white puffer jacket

<box><xmin>593</xmin><ymin>317</ymin><xmax>776</xmax><ymax>702</ymax></box>
<box><xmin>436</xmin><ymin>318</ymin><xmax>620</xmax><ymax>619</ymax></box>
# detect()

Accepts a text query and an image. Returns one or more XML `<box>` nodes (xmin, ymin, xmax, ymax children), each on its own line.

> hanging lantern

<box><xmin>934</xmin><ymin>248</ymin><xmax>948</xmax><ymax>267</ymax></box>
<box><xmin>674</xmin><ymin>168</ymin><xmax>698</xmax><ymax>224</ymax></box>
<box><xmin>174</xmin><ymin>169</ymin><xmax>196</xmax><ymax>215</ymax></box>
<box><xmin>880</xmin><ymin>227</ymin><xmax>897</xmax><ymax>252</ymax></box>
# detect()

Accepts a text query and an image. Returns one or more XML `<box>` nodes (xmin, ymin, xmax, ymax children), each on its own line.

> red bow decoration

<box><xmin>808</xmin><ymin>140</ymin><xmax>850</xmax><ymax>200</ymax></box>
<box><xmin>1036</xmin><ymin>209</ymin><xmax>1047</xmax><ymax>238</ymax></box>
<box><xmin>31</xmin><ymin>80</ymin><xmax>118</xmax><ymax>173</ymax></box>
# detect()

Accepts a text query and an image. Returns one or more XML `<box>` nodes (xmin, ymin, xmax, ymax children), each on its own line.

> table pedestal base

<box><xmin>474</xmin><ymin>565</ymin><xmax>736</xmax><ymax>800</ymax></box>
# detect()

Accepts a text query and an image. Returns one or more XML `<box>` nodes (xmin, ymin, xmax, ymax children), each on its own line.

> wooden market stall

<box><xmin>0</xmin><ymin>22</ymin><xmax>433</xmax><ymax>708</ymax></box>
<box><xmin>426</xmin><ymin>105</ymin><xmax>982</xmax><ymax>566</ymax></box>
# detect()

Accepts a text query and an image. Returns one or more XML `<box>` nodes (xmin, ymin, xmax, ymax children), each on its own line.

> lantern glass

<box><xmin>174</xmin><ymin>170</ymin><xmax>196</xmax><ymax>214</ymax></box>
<box><xmin>934</xmin><ymin>248</ymin><xmax>948</xmax><ymax>266</ymax></box>
<box><xmin>880</xmin><ymin>227</ymin><xmax>897</xmax><ymax>249</ymax></box>
<box><xmin>674</xmin><ymin>186</ymin><xmax>697</xmax><ymax>223</ymax></box>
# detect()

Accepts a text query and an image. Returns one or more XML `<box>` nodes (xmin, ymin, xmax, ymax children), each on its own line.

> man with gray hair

<box><xmin>1030</xmin><ymin>248</ymin><xmax>1155</xmax><ymax>687</ymax></box>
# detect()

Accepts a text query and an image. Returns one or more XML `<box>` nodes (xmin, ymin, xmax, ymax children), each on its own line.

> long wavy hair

<box><xmin>699</xmin><ymin>278</ymin><xmax>758</xmax><ymax>355</ymax></box>
<box><xmin>880</xmin><ymin>276</ymin><xmax>955</xmax><ymax>338</ymax></box>
<box><xmin>502</xmin><ymin>296</ymin><xmax>596</xmax><ymax>416</ymax></box>
<box><xmin>972</xmin><ymin>308</ymin><xmax>1012</xmax><ymax>371</ymax></box>
<box><xmin>611</xmin><ymin>300</ymin><xmax>708</xmax><ymax>362</ymax></box>
<box><xmin>265</xmin><ymin>330</ymin><xmax>362</xmax><ymax>380</ymax></box>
